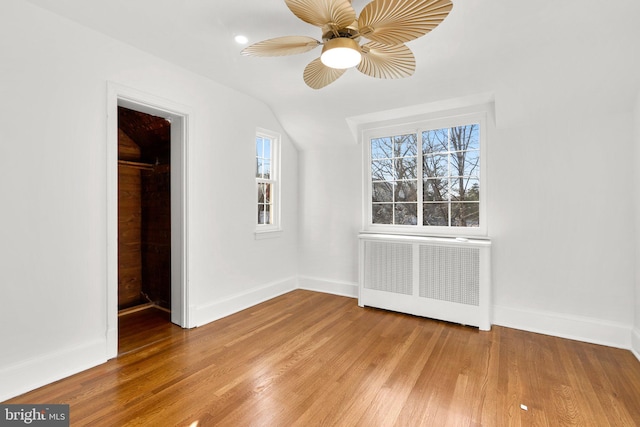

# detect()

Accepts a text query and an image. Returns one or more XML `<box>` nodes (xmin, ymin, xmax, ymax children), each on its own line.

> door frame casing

<box><xmin>106</xmin><ymin>82</ymin><xmax>191</xmax><ymax>359</ymax></box>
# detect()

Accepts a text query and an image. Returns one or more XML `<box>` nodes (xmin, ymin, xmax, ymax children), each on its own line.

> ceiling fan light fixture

<box><xmin>241</xmin><ymin>0</ymin><xmax>453</xmax><ymax>88</ymax></box>
<box><xmin>320</xmin><ymin>38</ymin><xmax>362</xmax><ymax>69</ymax></box>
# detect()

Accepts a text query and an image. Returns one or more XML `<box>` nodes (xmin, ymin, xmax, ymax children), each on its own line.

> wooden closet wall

<box><xmin>117</xmin><ymin>107</ymin><xmax>171</xmax><ymax>311</ymax></box>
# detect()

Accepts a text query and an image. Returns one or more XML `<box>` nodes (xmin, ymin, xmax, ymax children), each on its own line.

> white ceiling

<box><xmin>23</xmin><ymin>0</ymin><xmax>640</xmax><ymax>149</ymax></box>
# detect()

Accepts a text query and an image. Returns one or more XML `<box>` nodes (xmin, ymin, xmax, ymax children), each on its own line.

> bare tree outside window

<box><xmin>423</xmin><ymin>124</ymin><xmax>480</xmax><ymax>227</ymax></box>
<box><xmin>371</xmin><ymin>133</ymin><xmax>418</xmax><ymax>225</ymax></box>
<box><xmin>256</xmin><ymin>135</ymin><xmax>273</xmax><ymax>225</ymax></box>
<box><xmin>255</xmin><ymin>129</ymin><xmax>281</xmax><ymax>233</ymax></box>
<box><xmin>370</xmin><ymin>123</ymin><xmax>480</xmax><ymax>229</ymax></box>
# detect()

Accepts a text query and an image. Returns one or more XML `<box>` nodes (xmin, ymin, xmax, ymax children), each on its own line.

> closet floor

<box><xmin>118</xmin><ymin>306</ymin><xmax>182</xmax><ymax>355</ymax></box>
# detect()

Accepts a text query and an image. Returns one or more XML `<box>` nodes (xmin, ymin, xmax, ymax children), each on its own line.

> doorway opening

<box><xmin>106</xmin><ymin>84</ymin><xmax>190</xmax><ymax>358</ymax></box>
<box><xmin>117</xmin><ymin>106</ymin><xmax>175</xmax><ymax>354</ymax></box>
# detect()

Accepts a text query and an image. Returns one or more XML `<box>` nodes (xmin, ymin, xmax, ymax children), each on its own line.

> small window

<box><xmin>255</xmin><ymin>129</ymin><xmax>280</xmax><ymax>233</ymax></box>
<box><xmin>364</xmin><ymin>112</ymin><xmax>487</xmax><ymax>236</ymax></box>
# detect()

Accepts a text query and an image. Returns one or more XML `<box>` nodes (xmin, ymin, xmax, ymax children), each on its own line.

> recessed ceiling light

<box><xmin>235</xmin><ymin>35</ymin><xmax>248</xmax><ymax>45</ymax></box>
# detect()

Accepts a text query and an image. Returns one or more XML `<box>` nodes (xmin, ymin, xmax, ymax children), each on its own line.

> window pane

<box><xmin>262</xmin><ymin>160</ymin><xmax>271</xmax><ymax>179</ymax></box>
<box><xmin>258</xmin><ymin>204</ymin><xmax>266</xmax><ymax>224</ymax></box>
<box><xmin>394</xmin><ymin>134</ymin><xmax>417</xmax><ymax>157</ymax></box>
<box><xmin>423</xmin><ymin>154</ymin><xmax>448</xmax><ymax>178</ymax></box>
<box><xmin>258</xmin><ymin>183</ymin><xmax>271</xmax><ymax>204</ymax></box>
<box><xmin>451</xmin><ymin>178</ymin><xmax>479</xmax><ymax>202</ymax></box>
<box><xmin>394</xmin><ymin>203</ymin><xmax>417</xmax><ymax>225</ymax></box>
<box><xmin>450</xmin><ymin>149</ymin><xmax>480</xmax><ymax>178</ymax></box>
<box><xmin>372</xmin><ymin>204</ymin><xmax>393</xmax><ymax>224</ymax></box>
<box><xmin>468</xmin><ymin>125</ymin><xmax>480</xmax><ymax>150</ymax></box>
<box><xmin>464</xmin><ymin>149</ymin><xmax>480</xmax><ymax>177</ymax></box>
<box><xmin>395</xmin><ymin>181</ymin><xmax>417</xmax><ymax>202</ymax></box>
<box><xmin>450</xmin><ymin>125</ymin><xmax>479</xmax><ymax>151</ymax></box>
<box><xmin>256</xmin><ymin>137</ymin><xmax>263</xmax><ymax>157</ymax></box>
<box><xmin>263</xmin><ymin>139</ymin><xmax>271</xmax><ymax>159</ymax></box>
<box><xmin>256</xmin><ymin>159</ymin><xmax>263</xmax><ymax>178</ymax></box>
<box><xmin>451</xmin><ymin>202</ymin><xmax>479</xmax><ymax>227</ymax></box>
<box><xmin>395</xmin><ymin>157</ymin><xmax>417</xmax><ymax>180</ymax></box>
<box><xmin>423</xmin><ymin>203</ymin><xmax>449</xmax><ymax>226</ymax></box>
<box><xmin>264</xmin><ymin>205</ymin><xmax>271</xmax><ymax>224</ymax></box>
<box><xmin>372</xmin><ymin>159</ymin><xmax>393</xmax><ymax>181</ymax></box>
<box><xmin>372</xmin><ymin>182</ymin><xmax>393</xmax><ymax>203</ymax></box>
<box><xmin>258</xmin><ymin>204</ymin><xmax>271</xmax><ymax>225</ymax></box>
<box><xmin>422</xmin><ymin>128</ymin><xmax>449</xmax><ymax>154</ymax></box>
<box><xmin>371</xmin><ymin>137</ymin><xmax>392</xmax><ymax>159</ymax></box>
<box><xmin>423</xmin><ymin>178</ymin><xmax>449</xmax><ymax>202</ymax></box>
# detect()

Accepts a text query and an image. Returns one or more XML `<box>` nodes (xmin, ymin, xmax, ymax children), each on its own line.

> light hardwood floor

<box><xmin>5</xmin><ymin>290</ymin><xmax>640</xmax><ymax>426</ymax></box>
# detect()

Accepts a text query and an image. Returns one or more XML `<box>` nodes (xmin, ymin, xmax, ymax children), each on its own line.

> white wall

<box><xmin>490</xmin><ymin>109</ymin><xmax>635</xmax><ymax>347</ymax></box>
<box><xmin>634</xmin><ymin>91</ymin><xmax>640</xmax><ymax>358</ymax></box>
<box><xmin>297</xmin><ymin>146</ymin><xmax>361</xmax><ymax>297</ymax></box>
<box><xmin>297</xmin><ymin>102</ymin><xmax>637</xmax><ymax>350</ymax></box>
<box><xmin>0</xmin><ymin>0</ymin><xmax>298</xmax><ymax>400</ymax></box>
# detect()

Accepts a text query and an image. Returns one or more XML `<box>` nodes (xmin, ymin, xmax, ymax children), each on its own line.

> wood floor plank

<box><xmin>4</xmin><ymin>290</ymin><xmax>640</xmax><ymax>426</ymax></box>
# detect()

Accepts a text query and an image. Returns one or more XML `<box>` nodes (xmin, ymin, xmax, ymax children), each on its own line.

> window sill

<box><xmin>254</xmin><ymin>229</ymin><xmax>283</xmax><ymax>240</ymax></box>
<box><xmin>359</xmin><ymin>231</ymin><xmax>491</xmax><ymax>246</ymax></box>
<box><xmin>362</xmin><ymin>225</ymin><xmax>487</xmax><ymax>240</ymax></box>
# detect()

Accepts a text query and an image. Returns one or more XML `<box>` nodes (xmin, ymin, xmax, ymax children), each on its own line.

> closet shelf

<box><xmin>118</xmin><ymin>160</ymin><xmax>155</xmax><ymax>171</ymax></box>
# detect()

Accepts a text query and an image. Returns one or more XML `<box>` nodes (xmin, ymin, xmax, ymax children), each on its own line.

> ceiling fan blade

<box><xmin>241</xmin><ymin>36</ymin><xmax>320</xmax><ymax>57</ymax></box>
<box><xmin>303</xmin><ymin>57</ymin><xmax>348</xmax><ymax>89</ymax></box>
<box><xmin>357</xmin><ymin>42</ymin><xmax>415</xmax><ymax>79</ymax></box>
<box><xmin>285</xmin><ymin>0</ymin><xmax>356</xmax><ymax>30</ymax></box>
<box><xmin>358</xmin><ymin>0</ymin><xmax>453</xmax><ymax>45</ymax></box>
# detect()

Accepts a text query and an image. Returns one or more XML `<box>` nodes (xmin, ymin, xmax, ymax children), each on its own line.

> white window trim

<box><xmin>360</xmin><ymin>106</ymin><xmax>491</xmax><ymax>238</ymax></box>
<box><xmin>255</xmin><ymin>128</ymin><xmax>282</xmax><ymax>237</ymax></box>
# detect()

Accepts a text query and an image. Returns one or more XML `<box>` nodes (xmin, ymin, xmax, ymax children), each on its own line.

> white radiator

<box><xmin>358</xmin><ymin>234</ymin><xmax>492</xmax><ymax>330</ymax></box>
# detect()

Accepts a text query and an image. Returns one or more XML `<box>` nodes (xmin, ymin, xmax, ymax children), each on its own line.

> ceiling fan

<box><xmin>241</xmin><ymin>0</ymin><xmax>453</xmax><ymax>89</ymax></box>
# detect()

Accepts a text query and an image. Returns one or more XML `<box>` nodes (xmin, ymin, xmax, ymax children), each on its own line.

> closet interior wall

<box><xmin>117</xmin><ymin>107</ymin><xmax>171</xmax><ymax>312</ymax></box>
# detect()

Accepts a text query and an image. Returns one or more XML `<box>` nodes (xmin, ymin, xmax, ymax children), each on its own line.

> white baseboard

<box><xmin>106</xmin><ymin>326</ymin><xmax>118</xmax><ymax>359</ymax></box>
<box><xmin>193</xmin><ymin>277</ymin><xmax>297</xmax><ymax>327</ymax></box>
<box><xmin>493</xmin><ymin>305</ymin><xmax>632</xmax><ymax>350</ymax></box>
<box><xmin>298</xmin><ymin>276</ymin><xmax>358</xmax><ymax>299</ymax></box>
<box><xmin>0</xmin><ymin>339</ymin><xmax>107</xmax><ymax>402</ymax></box>
<box><xmin>632</xmin><ymin>327</ymin><xmax>640</xmax><ymax>362</ymax></box>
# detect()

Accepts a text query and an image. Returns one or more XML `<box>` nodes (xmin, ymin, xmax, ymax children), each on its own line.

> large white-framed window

<box><xmin>363</xmin><ymin>111</ymin><xmax>488</xmax><ymax>237</ymax></box>
<box><xmin>255</xmin><ymin>128</ymin><xmax>281</xmax><ymax>235</ymax></box>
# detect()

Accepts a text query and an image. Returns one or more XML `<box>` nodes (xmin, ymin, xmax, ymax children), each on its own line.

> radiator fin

<box><xmin>419</xmin><ymin>245</ymin><xmax>479</xmax><ymax>306</ymax></box>
<box><xmin>363</xmin><ymin>241</ymin><xmax>413</xmax><ymax>295</ymax></box>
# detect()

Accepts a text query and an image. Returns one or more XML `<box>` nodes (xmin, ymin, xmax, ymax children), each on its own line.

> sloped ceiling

<box><xmin>24</xmin><ymin>0</ymin><xmax>640</xmax><ymax>149</ymax></box>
